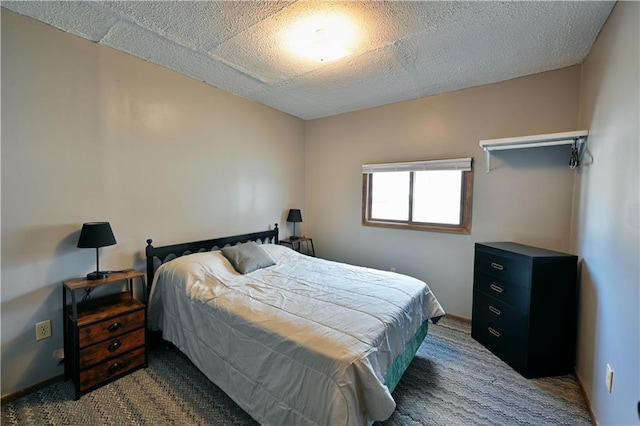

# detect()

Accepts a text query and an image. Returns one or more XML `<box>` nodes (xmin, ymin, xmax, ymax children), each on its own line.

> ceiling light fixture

<box><xmin>285</xmin><ymin>12</ymin><xmax>358</xmax><ymax>63</ymax></box>
<box><xmin>307</xmin><ymin>28</ymin><xmax>351</xmax><ymax>62</ymax></box>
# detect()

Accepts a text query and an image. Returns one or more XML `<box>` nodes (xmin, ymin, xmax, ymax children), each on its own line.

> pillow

<box><xmin>220</xmin><ymin>241</ymin><xmax>276</xmax><ymax>274</ymax></box>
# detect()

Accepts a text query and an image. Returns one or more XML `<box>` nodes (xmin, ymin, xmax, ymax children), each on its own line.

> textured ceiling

<box><xmin>3</xmin><ymin>1</ymin><xmax>615</xmax><ymax>120</ymax></box>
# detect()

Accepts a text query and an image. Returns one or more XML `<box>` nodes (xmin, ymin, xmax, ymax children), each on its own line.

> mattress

<box><xmin>148</xmin><ymin>243</ymin><xmax>444</xmax><ymax>425</ymax></box>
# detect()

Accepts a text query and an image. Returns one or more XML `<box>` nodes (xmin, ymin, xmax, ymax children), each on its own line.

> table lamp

<box><xmin>77</xmin><ymin>222</ymin><xmax>117</xmax><ymax>280</ymax></box>
<box><xmin>287</xmin><ymin>209</ymin><xmax>303</xmax><ymax>240</ymax></box>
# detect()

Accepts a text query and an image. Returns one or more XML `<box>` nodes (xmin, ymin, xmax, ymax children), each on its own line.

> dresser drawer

<box><xmin>79</xmin><ymin>309</ymin><xmax>145</xmax><ymax>348</ymax></box>
<box><xmin>475</xmin><ymin>248</ymin><xmax>531</xmax><ymax>284</ymax></box>
<box><xmin>471</xmin><ymin>305</ymin><xmax>528</xmax><ymax>374</ymax></box>
<box><xmin>79</xmin><ymin>346</ymin><xmax>145</xmax><ymax>392</ymax></box>
<box><xmin>79</xmin><ymin>328</ymin><xmax>145</xmax><ymax>369</ymax></box>
<box><xmin>472</xmin><ymin>316</ymin><xmax>527</xmax><ymax>375</ymax></box>
<box><xmin>472</xmin><ymin>290</ymin><xmax>529</xmax><ymax>336</ymax></box>
<box><xmin>474</xmin><ymin>271</ymin><xmax>531</xmax><ymax>312</ymax></box>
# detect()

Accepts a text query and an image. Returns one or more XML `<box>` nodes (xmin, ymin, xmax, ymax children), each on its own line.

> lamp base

<box><xmin>290</xmin><ymin>235</ymin><xmax>300</xmax><ymax>240</ymax></box>
<box><xmin>86</xmin><ymin>271</ymin><xmax>108</xmax><ymax>280</ymax></box>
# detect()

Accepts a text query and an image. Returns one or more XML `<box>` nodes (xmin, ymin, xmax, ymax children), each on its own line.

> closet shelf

<box><xmin>479</xmin><ymin>130</ymin><xmax>589</xmax><ymax>173</ymax></box>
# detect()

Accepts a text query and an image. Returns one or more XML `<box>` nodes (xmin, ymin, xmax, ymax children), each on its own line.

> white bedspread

<box><xmin>148</xmin><ymin>244</ymin><xmax>444</xmax><ymax>426</ymax></box>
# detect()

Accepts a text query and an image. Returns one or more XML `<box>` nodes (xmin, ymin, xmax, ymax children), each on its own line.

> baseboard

<box><xmin>1</xmin><ymin>374</ymin><xmax>64</xmax><ymax>405</ymax></box>
<box><xmin>575</xmin><ymin>370</ymin><xmax>598</xmax><ymax>425</ymax></box>
<box><xmin>444</xmin><ymin>313</ymin><xmax>471</xmax><ymax>324</ymax></box>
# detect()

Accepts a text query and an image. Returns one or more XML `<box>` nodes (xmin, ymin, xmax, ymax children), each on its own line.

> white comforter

<box><xmin>148</xmin><ymin>244</ymin><xmax>444</xmax><ymax>426</ymax></box>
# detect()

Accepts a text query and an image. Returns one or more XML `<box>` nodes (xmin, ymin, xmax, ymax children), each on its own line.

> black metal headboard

<box><xmin>145</xmin><ymin>224</ymin><xmax>279</xmax><ymax>295</ymax></box>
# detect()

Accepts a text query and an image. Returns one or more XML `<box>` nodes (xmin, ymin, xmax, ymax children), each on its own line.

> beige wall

<box><xmin>4</xmin><ymin>7</ymin><xmax>637</xmax><ymax>423</ymax></box>
<box><xmin>573</xmin><ymin>2</ymin><xmax>640</xmax><ymax>424</ymax></box>
<box><xmin>306</xmin><ymin>66</ymin><xmax>582</xmax><ymax>317</ymax></box>
<box><xmin>1</xmin><ymin>10</ymin><xmax>305</xmax><ymax>396</ymax></box>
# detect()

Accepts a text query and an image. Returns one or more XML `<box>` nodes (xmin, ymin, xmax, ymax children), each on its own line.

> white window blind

<box><xmin>362</xmin><ymin>158</ymin><xmax>472</xmax><ymax>174</ymax></box>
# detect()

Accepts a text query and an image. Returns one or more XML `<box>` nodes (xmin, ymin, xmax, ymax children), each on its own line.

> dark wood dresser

<box><xmin>471</xmin><ymin>242</ymin><xmax>578</xmax><ymax>378</ymax></box>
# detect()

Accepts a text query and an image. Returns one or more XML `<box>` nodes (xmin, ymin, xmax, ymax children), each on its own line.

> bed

<box><xmin>145</xmin><ymin>224</ymin><xmax>444</xmax><ymax>425</ymax></box>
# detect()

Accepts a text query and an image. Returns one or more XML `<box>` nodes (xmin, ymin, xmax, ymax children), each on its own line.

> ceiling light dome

<box><xmin>284</xmin><ymin>12</ymin><xmax>358</xmax><ymax>63</ymax></box>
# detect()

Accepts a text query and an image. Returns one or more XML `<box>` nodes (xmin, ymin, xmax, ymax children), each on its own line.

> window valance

<box><xmin>362</xmin><ymin>158</ymin><xmax>472</xmax><ymax>174</ymax></box>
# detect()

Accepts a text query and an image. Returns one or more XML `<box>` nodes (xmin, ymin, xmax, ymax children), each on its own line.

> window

<box><xmin>362</xmin><ymin>158</ymin><xmax>473</xmax><ymax>234</ymax></box>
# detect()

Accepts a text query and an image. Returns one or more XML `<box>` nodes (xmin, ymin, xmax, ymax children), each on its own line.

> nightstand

<box><xmin>280</xmin><ymin>237</ymin><xmax>315</xmax><ymax>256</ymax></box>
<box><xmin>62</xmin><ymin>269</ymin><xmax>147</xmax><ymax>400</ymax></box>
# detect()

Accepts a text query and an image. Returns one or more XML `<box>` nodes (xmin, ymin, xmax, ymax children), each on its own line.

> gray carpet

<box><xmin>1</xmin><ymin>318</ymin><xmax>592</xmax><ymax>425</ymax></box>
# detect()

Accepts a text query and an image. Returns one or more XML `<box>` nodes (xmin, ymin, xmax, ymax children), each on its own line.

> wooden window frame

<box><xmin>362</xmin><ymin>168</ymin><xmax>473</xmax><ymax>235</ymax></box>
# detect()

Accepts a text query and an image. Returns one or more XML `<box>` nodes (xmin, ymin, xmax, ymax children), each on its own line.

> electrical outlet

<box><xmin>390</xmin><ymin>267</ymin><xmax>397</xmax><ymax>272</ymax></box>
<box><xmin>35</xmin><ymin>320</ymin><xmax>51</xmax><ymax>340</ymax></box>
<box><xmin>606</xmin><ymin>363</ymin><xmax>614</xmax><ymax>393</ymax></box>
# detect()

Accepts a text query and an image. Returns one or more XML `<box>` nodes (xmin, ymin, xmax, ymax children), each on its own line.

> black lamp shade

<box><xmin>77</xmin><ymin>222</ymin><xmax>117</xmax><ymax>248</ymax></box>
<box><xmin>286</xmin><ymin>209</ymin><xmax>303</xmax><ymax>240</ymax></box>
<box><xmin>77</xmin><ymin>222</ymin><xmax>116</xmax><ymax>280</ymax></box>
<box><xmin>287</xmin><ymin>209</ymin><xmax>303</xmax><ymax>223</ymax></box>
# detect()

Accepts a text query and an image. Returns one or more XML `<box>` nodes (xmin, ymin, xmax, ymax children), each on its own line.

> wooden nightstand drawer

<box><xmin>79</xmin><ymin>309</ymin><xmax>145</xmax><ymax>348</ymax></box>
<box><xmin>474</xmin><ymin>271</ymin><xmax>531</xmax><ymax>312</ymax></box>
<box><xmin>79</xmin><ymin>346</ymin><xmax>145</xmax><ymax>392</ymax></box>
<box><xmin>474</xmin><ymin>248</ymin><xmax>531</xmax><ymax>284</ymax></box>
<box><xmin>79</xmin><ymin>328</ymin><xmax>145</xmax><ymax>369</ymax></box>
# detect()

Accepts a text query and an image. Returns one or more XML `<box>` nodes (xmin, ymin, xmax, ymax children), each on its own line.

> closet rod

<box><xmin>479</xmin><ymin>130</ymin><xmax>589</xmax><ymax>173</ymax></box>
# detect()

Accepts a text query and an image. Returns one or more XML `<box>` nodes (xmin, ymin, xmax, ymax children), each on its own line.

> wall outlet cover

<box><xmin>35</xmin><ymin>320</ymin><xmax>52</xmax><ymax>340</ymax></box>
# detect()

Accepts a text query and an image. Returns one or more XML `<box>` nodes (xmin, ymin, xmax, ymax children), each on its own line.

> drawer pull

<box><xmin>489</xmin><ymin>284</ymin><xmax>504</xmax><ymax>294</ymax></box>
<box><xmin>488</xmin><ymin>305</ymin><xmax>502</xmax><ymax>316</ymax></box>
<box><xmin>108</xmin><ymin>341</ymin><xmax>122</xmax><ymax>352</ymax></box>
<box><xmin>107</xmin><ymin>322</ymin><xmax>122</xmax><ymax>332</ymax></box>
<box><xmin>488</xmin><ymin>327</ymin><xmax>502</xmax><ymax>338</ymax></box>
<box><xmin>490</xmin><ymin>262</ymin><xmax>504</xmax><ymax>271</ymax></box>
<box><xmin>107</xmin><ymin>362</ymin><xmax>123</xmax><ymax>375</ymax></box>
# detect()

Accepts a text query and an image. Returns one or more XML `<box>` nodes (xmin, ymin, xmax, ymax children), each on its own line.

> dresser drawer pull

<box><xmin>108</xmin><ymin>341</ymin><xmax>122</xmax><ymax>352</ymax></box>
<box><xmin>488</xmin><ymin>305</ymin><xmax>502</xmax><ymax>316</ymax></box>
<box><xmin>490</xmin><ymin>262</ymin><xmax>504</xmax><ymax>271</ymax></box>
<box><xmin>489</xmin><ymin>284</ymin><xmax>504</xmax><ymax>294</ymax></box>
<box><xmin>107</xmin><ymin>362</ymin><xmax>123</xmax><ymax>375</ymax></box>
<box><xmin>488</xmin><ymin>327</ymin><xmax>502</xmax><ymax>338</ymax></box>
<box><xmin>107</xmin><ymin>322</ymin><xmax>122</xmax><ymax>332</ymax></box>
